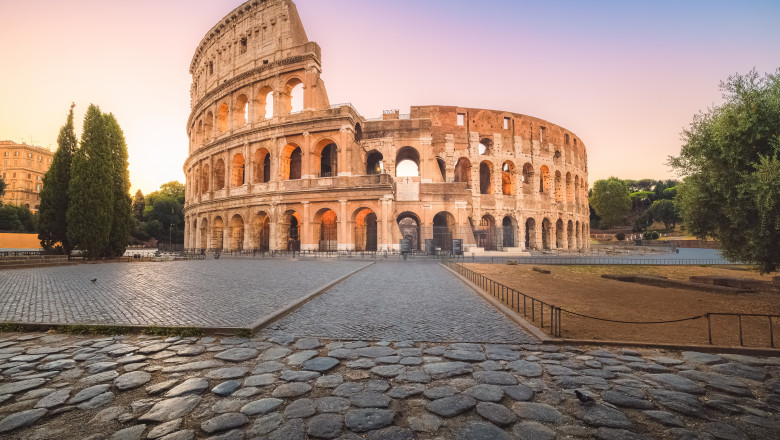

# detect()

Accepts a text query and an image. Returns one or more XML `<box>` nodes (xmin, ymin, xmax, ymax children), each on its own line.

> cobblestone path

<box><xmin>263</xmin><ymin>261</ymin><xmax>537</xmax><ymax>344</ymax></box>
<box><xmin>0</xmin><ymin>260</ymin><xmax>369</xmax><ymax>328</ymax></box>
<box><xmin>0</xmin><ymin>333</ymin><xmax>777</xmax><ymax>439</ymax></box>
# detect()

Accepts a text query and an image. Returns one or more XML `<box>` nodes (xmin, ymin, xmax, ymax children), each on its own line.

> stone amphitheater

<box><xmin>183</xmin><ymin>0</ymin><xmax>590</xmax><ymax>254</ymax></box>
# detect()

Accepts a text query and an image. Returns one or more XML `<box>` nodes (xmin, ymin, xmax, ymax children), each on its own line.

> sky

<box><xmin>1</xmin><ymin>0</ymin><xmax>778</xmax><ymax>195</ymax></box>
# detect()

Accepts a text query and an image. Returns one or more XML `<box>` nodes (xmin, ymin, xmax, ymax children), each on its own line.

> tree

<box><xmin>38</xmin><ymin>104</ymin><xmax>78</xmax><ymax>254</ymax></box>
<box><xmin>104</xmin><ymin>113</ymin><xmax>133</xmax><ymax>257</ymax></box>
<box><xmin>0</xmin><ymin>175</ymin><xmax>6</xmax><ymax>202</ymax></box>
<box><xmin>67</xmin><ymin>105</ymin><xmax>114</xmax><ymax>258</ymax></box>
<box><xmin>139</xmin><ymin>181</ymin><xmax>185</xmax><ymax>244</ymax></box>
<box><xmin>132</xmin><ymin>190</ymin><xmax>145</xmax><ymax>221</ymax></box>
<box><xmin>648</xmin><ymin>199</ymin><xmax>680</xmax><ymax>231</ymax></box>
<box><xmin>670</xmin><ymin>69</ymin><xmax>780</xmax><ymax>273</ymax></box>
<box><xmin>590</xmin><ymin>177</ymin><xmax>631</xmax><ymax>228</ymax></box>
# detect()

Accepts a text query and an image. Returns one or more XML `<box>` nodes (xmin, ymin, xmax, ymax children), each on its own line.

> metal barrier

<box><xmin>706</xmin><ymin>313</ymin><xmax>778</xmax><ymax>348</ymax></box>
<box><xmin>0</xmin><ymin>250</ymin><xmax>45</xmax><ymax>257</ymax></box>
<box><xmin>481</xmin><ymin>256</ymin><xmax>735</xmax><ymax>266</ymax></box>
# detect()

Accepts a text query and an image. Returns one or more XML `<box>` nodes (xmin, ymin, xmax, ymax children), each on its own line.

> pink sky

<box><xmin>1</xmin><ymin>0</ymin><xmax>778</xmax><ymax>195</ymax></box>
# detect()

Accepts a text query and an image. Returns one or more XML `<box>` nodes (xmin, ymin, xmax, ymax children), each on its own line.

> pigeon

<box><xmin>575</xmin><ymin>390</ymin><xmax>595</xmax><ymax>404</ymax></box>
<box><xmin>90</xmin><ymin>278</ymin><xmax>97</xmax><ymax>283</ymax></box>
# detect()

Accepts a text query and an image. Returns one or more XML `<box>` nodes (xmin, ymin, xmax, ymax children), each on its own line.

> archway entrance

<box><xmin>525</xmin><ymin>218</ymin><xmax>536</xmax><ymax>250</ymax></box>
<box><xmin>212</xmin><ymin>217</ymin><xmax>224</xmax><ymax>250</ymax></box>
<box><xmin>200</xmin><ymin>218</ymin><xmax>209</xmax><ymax>249</ymax></box>
<box><xmin>433</xmin><ymin>212</ymin><xmax>454</xmax><ymax>252</ymax></box>
<box><xmin>280</xmin><ymin>210</ymin><xmax>301</xmax><ymax>251</ymax></box>
<box><xmin>255</xmin><ymin>212</ymin><xmax>270</xmax><ymax>251</ymax></box>
<box><xmin>354</xmin><ymin>208</ymin><xmax>378</xmax><ymax>251</ymax></box>
<box><xmin>542</xmin><ymin>218</ymin><xmax>552</xmax><ymax>250</ymax></box>
<box><xmin>502</xmin><ymin>216</ymin><xmax>516</xmax><ymax>248</ymax></box>
<box><xmin>397</xmin><ymin>213</ymin><xmax>420</xmax><ymax>251</ymax></box>
<box><xmin>476</xmin><ymin>215</ymin><xmax>499</xmax><ymax>251</ymax></box>
<box><xmin>316</xmin><ymin>209</ymin><xmax>338</xmax><ymax>252</ymax></box>
<box><xmin>230</xmin><ymin>215</ymin><xmax>245</xmax><ymax>251</ymax></box>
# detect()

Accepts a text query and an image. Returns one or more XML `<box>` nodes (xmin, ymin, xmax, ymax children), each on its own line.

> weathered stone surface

<box><xmin>111</xmin><ymin>424</ymin><xmax>147</xmax><ymax>440</ymax></box>
<box><xmin>148</xmin><ymin>419</ymin><xmax>183</xmax><ymax>439</ymax></box>
<box><xmin>34</xmin><ymin>388</ymin><xmax>70</xmax><ymax>409</ymax></box>
<box><xmin>272</xmin><ymin>382</ymin><xmax>311</xmax><ymax>398</ymax></box>
<box><xmin>138</xmin><ymin>343</ymin><xmax>171</xmax><ymax>354</ymax></box>
<box><xmin>269</xmin><ymin>418</ymin><xmax>305</xmax><ymax>440</ymax></box>
<box><xmin>443</xmin><ymin>350</ymin><xmax>486</xmax><ymax>362</ymax></box>
<box><xmin>206</xmin><ymin>367</ymin><xmax>249</xmax><ymax>380</ymax></box>
<box><xmin>280</xmin><ymin>370</ymin><xmax>321</xmax><ymax>382</ymax></box>
<box><xmin>284</xmin><ymin>398</ymin><xmax>316</xmax><ymax>418</ymax></box>
<box><xmin>161</xmin><ymin>360</ymin><xmax>223</xmax><ymax>373</ymax></box>
<box><xmin>577</xmin><ymin>403</ymin><xmax>633</xmax><ymax>429</ymax></box>
<box><xmin>711</xmin><ymin>363</ymin><xmax>769</xmax><ymax>381</ymax></box>
<box><xmin>262</xmin><ymin>346</ymin><xmax>291</xmax><ymax>361</ymax></box>
<box><xmin>212</xmin><ymin>380</ymin><xmax>241</xmax><ymax>397</ymax></box>
<box><xmin>301</xmin><ymin>357</ymin><xmax>339</xmax><ymax>372</ymax></box>
<box><xmin>370</xmin><ymin>365</ymin><xmax>406</xmax><ymax>378</ymax></box>
<box><xmin>165</xmin><ymin>378</ymin><xmax>209</xmax><ymax>397</ymax></box>
<box><xmin>504</xmin><ymin>384</ymin><xmax>534</xmax><ymax>401</ymax></box>
<box><xmin>201</xmin><ymin>413</ymin><xmax>248</xmax><ymax>434</ymax></box>
<box><xmin>423</xmin><ymin>362</ymin><xmax>473</xmax><ymax>379</ymax></box>
<box><xmin>252</xmin><ymin>413</ymin><xmax>283</xmax><ymax>435</ymax></box>
<box><xmin>77</xmin><ymin>391</ymin><xmax>115</xmax><ymax>410</ymax></box>
<box><xmin>307</xmin><ymin>413</ymin><xmax>343</xmax><ymax>439</ymax></box>
<box><xmin>214</xmin><ymin>348</ymin><xmax>259</xmax><ymax>362</ymax></box>
<box><xmin>241</xmin><ymin>398</ymin><xmax>283</xmax><ymax>416</ymax></box>
<box><xmin>345</xmin><ymin>408</ymin><xmax>394</xmax><ymax>432</ymax></box>
<box><xmin>476</xmin><ymin>401</ymin><xmax>516</xmax><ymax>426</ymax></box>
<box><xmin>0</xmin><ymin>408</ymin><xmax>47</xmax><ymax>434</ymax></box>
<box><xmin>682</xmin><ymin>351</ymin><xmax>724</xmax><ymax>365</ymax></box>
<box><xmin>252</xmin><ymin>361</ymin><xmax>285</xmax><ymax>374</ymax></box>
<box><xmin>594</xmin><ymin>428</ymin><xmax>652</xmax><ymax>440</ymax></box>
<box><xmin>146</xmin><ymin>379</ymin><xmax>179</xmax><ymax>395</ymax></box>
<box><xmin>316</xmin><ymin>374</ymin><xmax>344</xmax><ymax>388</ymax></box>
<box><xmin>426</xmin><ymin>395</ymin><xmax>477</xmax><ymax>418</ymax></box>
<box><xmin>511</xmin><ymin>402</ymin><xmax>563</xmax><ymax>423</ymax></box>
<box><xmin>0</xmin><ymin>378</ymin><xmax>46</xmax><ymax>395</ymax></box>
<box><xmin>643</xmin><ymin>410</ymin><xmax>685</xmax><ymax>427</ymax></box>
<box><xmin>512</xmin><ymin>421</ymin><xmax>556</xmax><ymax>440</ymax></box>
<box><xmin>387</xmin><ymin>384</ymin><xmax>426</xmax><ymax>399</ymax></box>
<box><xmin>355</xmin><ymin>347</ymin><xmax>396</xmax><ymax>358</ymax></box>
<box><xmin>115</xmin><ymin>371</ymin><xmax>152</xmax><ymax>391</ymax></box>
<box><xmin>507</xmin><ymin>359</ymin><xmax>543</xmax><ymax>377</ymax></box>
<box><xmin>286</xmin><ymin>350</ymin><xmax>318</xmax><ymax>366</ymax></box>
<box><xmin>649</xmin><ymin>389</ymin><xmax>709</xmax><ymax>419</ymax></box>
<box><xmin>602</xmin><ymin>390</ymin><xmax>654</xmax><ymax>409</ymax></box>
<box><xmin>70</xmin><ymin>384</ymin><xmax>111</xmax><ymax>404</ymax></box>
<box><xmin>316</xmin><ymin>396</ymin><xmax>350</xmax><ymax>414</ymax></box>
<box><xmin>139</xmin><ymin>396</ymin><xmax>202</xmax><ymax>422</ymax></box>
<box><xmin>351</xmin><ymin>392</ymin><xmax>391</xmax><ymax>408</ymax></box>
<box><xmin>456</xmin><ymin>421</ymin><xmax>512</xmax><ymax>440</ymax></box>
<box><xmin>244</xmin><ymin>374</ymin><xmax>276</xmax><ymax>387</ymax></box>
<box><xmin>647</xmin><ymin>374</ymin><xmax>706</xmax><ymax>394</ymax></box>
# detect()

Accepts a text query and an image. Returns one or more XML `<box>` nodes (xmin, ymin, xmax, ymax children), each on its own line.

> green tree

<box><xmin>0</xmin><ymin>176</ymin><xmax>6</xmax><ymax>202</ymax></box>
<box><xmin>141</xmin><ymin>181</ymin><xmax>185</xmax><ymax>243</ymax></box>
<box><xmin>38</xmin><ymin>104</ymin><xmax>78</xmax><ymax>254</ymax></box>
<box><xmin>590</xmin><ymin>177</ymin><xmax>632</xmax><ymax>229</ymax></box>
<box><xmin>104</xmin><ymin>113</ymin><xmax>132</xmax><ymax>257</ymax></box>
<box><xmin>0</xmin><ymin>206</ymin><xmax>23</xmax><ymax>231</ymax></box>
<box><xmin>67</xmin><ymin>105</ymin><xmax>114</xmax><ymax>259</ymax></box>
<box><xmin>132</xmin><ymin>190</ymin><xmax>145</xmax><ymax>221</ymax></box>
<box><xmin>648</xmin><ymin>199</ymin><xmax>680</xmax><ymax>231</ymax></box>
<box><xmin>670</xmin><ymin>69</ymin><xmax>780</xmax><ymax>273</ymax></box>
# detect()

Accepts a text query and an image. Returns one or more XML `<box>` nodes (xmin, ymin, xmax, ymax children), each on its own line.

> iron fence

<box><xmin>706</xmin><ymin>313</ymin><xmax>778</xmax><ymax>348</ymax></box>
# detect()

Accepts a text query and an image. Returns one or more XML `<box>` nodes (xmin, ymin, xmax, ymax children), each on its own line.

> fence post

<box><xmin>769</xmin><ymin>316</ymin><xmax>774</xmax><ymax>348</ymax></box>
<box><xmin>706</xmin><ymin>314</ymin><xmax>712</xmax><ymax>345</ymax></box>
<box><xmin>738</xmin><ymin>315</ymin><xmax>744</xmax><ymax>347</ymax></box>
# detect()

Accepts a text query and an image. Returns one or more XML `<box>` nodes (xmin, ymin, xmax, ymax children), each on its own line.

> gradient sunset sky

<box><xmin>1</xmin><ymin>0</ymin><xmax>778</xmax><ymax>195</ymax></box>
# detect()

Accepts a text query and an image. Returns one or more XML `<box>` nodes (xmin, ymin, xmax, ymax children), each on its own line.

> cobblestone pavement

<box><xmin>0</xmin><ymin>260</ymin><xmax>369</xmax><ymax>328</ymax></box>
<box><xmin>0</xmin><ymin>333</ymin><xmax>777</xmax><ymax>439</ymax></box>
<box><xmin>263</xmin><ymin>261</ymin><xmax>536</xmax><ymax>344</ymax></box>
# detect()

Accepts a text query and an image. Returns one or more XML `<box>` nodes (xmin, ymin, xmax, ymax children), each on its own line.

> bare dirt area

<box><xmin>466</xmin><ymin>264</ymin><xmax>780</xmax><ymax>347</ymax></box>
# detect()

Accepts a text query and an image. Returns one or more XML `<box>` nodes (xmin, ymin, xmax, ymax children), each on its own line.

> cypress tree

<box><xmin>38</xmin><ymin>103</ymin><xmax>78</xmax><ymax>254</ymax></box>
<box><xmin>67</xmin><ymin>104</ymin><xmax>114</xmax><ymax>258</ymax></box>
<box><xmin>105</xmin><ymin>113</ymin><xmax>133</xmax><ymax>257</ymax></box>
<box><xmin>132</xmin><ymin>190</ymin><xmax>145</xmax><ymax>221</ymax></box>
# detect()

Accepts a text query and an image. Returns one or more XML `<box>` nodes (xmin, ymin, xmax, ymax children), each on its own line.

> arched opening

<box><xmin>280</xmin><ymin>210</ymin><xmax>301</xmax><ymax>251</ymax></box>
<box><xmin>281</xmin><ymin>144</ymin><xmax>302</xmax><ymax>180</ymax></box>
<box><xmin>395</xmin><ymin>146</ymin><xmax>420</xmax><ymax>177</ymax></box>
<box><xmin>556</xmin><ymin>219</ymin><xmax>565</xmax><ymax>249</ymax></box>
<box><xmin>196</xmin><ymin>120</ymin><xmax>203</xmax><ymax>148</ymax></box>
<box><xmin>574</xmin><ymin>175</ymin><xmax>581</xmax><ymax>205</ymax></box>
<box><xmin>258</xmin><ymin>86</ymin><xmax>274</xmax><ymax>120</ymax></box>
<box><xmin>433</xmin><ymin>211</ymin><xmax>455</xmax><ymax>252</ymax></box>
<box><xmin>501</xmin><ymin>161</ymin><xmax>515</xmax><ymax>195</ymax></box>
<box><xmin>253</xmin><ymin>148</ymin><xmax>271</xmax><ymax>184</ymax></box>
<box><xmin>454</xmin><ymin>157</ymin><xmax>472</xmax><ymax>187</ymax></box>
<box><xmin>555</xmin><ymin>171</ymin><xmax>563</xmax><ymax>202</ymax></box>
<box><xmin>566</xmin><ymin>172</ymin><xmax>573</xmax><ymax>203</ymax></box>
<box><xmin>201</xmin><ymin>164</ymin><xmax>210</xmax><ymax>194</ymax></box>
<box><xmin>366</xmin><ymin>151</ymin><xmax>384</xmax><ymax>175</ymax></box>
<box><xmin>397</xmin><ymin>212</ymin><xmax>421</xmax><ymax>251</ymax></box>
<box><xmin>214</xmin><ymin>159</ymin><xmax>226</xmax><ymax>190</ymax></box>
<box><xmin>541</xmin><ymin>218</ymin><xmax>552</xmax><ymax>250</ymax></box>
<box><xmin>502</xmin><ymin>216</ymin><xmax>516</xmax><ymax>248</ymax></box>
<box><xmin>525</xmin><ymin>218</ymin><xmax>536</xmax><ymax>250</ymax></box>
<box><xmin>254</xmin><ymin>211</ymin><xmax>270</xmax><ymax>251</ymax></box>
<box><xmin>200</xmin><ymin>218</ymin><xmax>209</xmax><ymax>249</ymax></box>
<box><xmin>476</xmin><ymin>215</ymin><xmax>498</xmax><ymax>251</ymax></box>
<box><xmin>217</xmin><ymin>102</ymin><xmax>229</xmax><ymax>133</ymax></box>
<box><xmin>539</xmin><ymin>166</ymin><xmax>550</xmax><ymax>194</ymax></box>
<box><xmin>230</xmin><ymin>215</ymin><xmax>245</xmax><ymax>251</ymax></box>
<box><xmin>436</xmin><ymin>158</ymin><xmax>446</xmax><ymax>182</ymax></box>
<box><xmin>479</xmin><ymin>161</ymin><xmax>493</xmax><ymax>195</ymax></box>
<box><xmin>354</xmin><ymin>208</ymin><xmax>378</xmax><ymax>251</ymax></box>
<box><xmin>284</xmin><ymin>78</ymin><xmax>304</xmax><ymax>114</ymax></box>
<box><xmin>567</xmin><ymin>220</ymin><xmax>575</xmax><ymax>250</ymax></box>
<box><xmin>212</xmin><ymin>216</ymin><xmax>224</xmax><ymax>250</ymax></box>
<box><xmin>315</xmin><ymin>208</ymin><xmax>338</xmax><ymax>252</ymax></box>
<box><xmin>204</xmin><ymin>111</ymin><xmax>214</xmax><ymax>141</ymax></box>
<box><xmin>478</xmin><ymin>138</ymin><xmax>492</xmax><ymax>155</ymax></box>
<box><xmin>354</xmin><ymin>123</ymin><xmax>363</xmax><ymax>142</ymax></box>
<box><xmin>234</xmin><ymin>94</ymin><xmax>249</xmax><ymax>127</ymax></box>
<box><xmin>522</xmin><ymin>163</ymin><xmax>534</xmax><ymax>195</ymax></box>
<box><xmin>231</xmin><ymin>153</ymin><xmax>245</xmax><ymax>187</ymax></box>
<box><xmin>316</xmin><ymin>141</ymin><xmax>338</xmax><ymax>178</ymax></box>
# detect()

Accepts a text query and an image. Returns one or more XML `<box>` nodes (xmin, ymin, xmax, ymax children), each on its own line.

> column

<box><xmin>339</xmin><ymin>200</ymin><xmax>348</xmax><ymax>251</ymax></box>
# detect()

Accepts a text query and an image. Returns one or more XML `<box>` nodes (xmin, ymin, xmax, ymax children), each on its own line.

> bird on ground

<box><xmin>90</xmin><ymin>278</ymin><xmax>97</xmax><ymax>283</ymax></box>
<box><xmin>575</xmin><ymin>390</ymin><xmax>595</xmax><ymax>404</ymax></box>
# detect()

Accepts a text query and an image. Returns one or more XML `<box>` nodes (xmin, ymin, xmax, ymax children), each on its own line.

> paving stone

<box><xmin>268</xmin><ymin>335</ymin><xmax>295</xmax><ymax>346</ymax></box>
<box><xmin>678</xmin><ymin>370</ymin><xmax>751</xmax><ymax>396</ymax></box>
<box><xmin>328</xmin><ymin>349</ymin><xmax>359</xmax><ymax>360</ymax></box>
<box><xmin>77</xmin><ymin>391</ymin><xmax>115</xmax><ymax>410</ymax></box>
<box><xmin>241</xmin><ymin>398</ymin><xmax>283</xmax><ymax>416</ymax></box>
<box><xmin>201</xmin><ymin>413</ymin><xmax>249</xmax><ymax>434</ymax></box>
<box><xmin>503</xmin><ymin>384</ymin><xmax>534</xmax><ymax>401</ymax></box>
<box><xmin>165</xmin><ymin>378</ymin><xmax>209</xmax><ymax>397</ymax></box>
<box><xmin>70</xmin><ymin>384</ymin><xmax>111</xmax><ymax>404</ymax></box>
<box><xmin>365</xmin><ymin>425</ymin><xmax>414</xmax><ymax>440</ymax></box>
<box><xmin>351</xmin><ymin>391</ymin><xmax>391</xmax><ymax>408</ymax></box>
<box><xmin>206</xmin><ymin>367</ymin><xmax>249</xmax><ymax>380</ymax></box>
<box><xmin>512</xmin><ymin>421</ymin><xmax>556</xmax><ymax>440</ymax></box>
<box><xmin>475</xmin><ymin>401</ymin><xmax>516</xmax><ymax>426</ymax></box>
<box><xmin>280</xmin><ymin>370</ymin><xmax>321</xmax><ymax>381</ymax></box>
<box><xmin>355</xmin><ymin>347</ymin><xmax>397</xmax><ymax>358</ymax></box>
<box><xmin>85</xmin><ymin>361</ymin><xmax>118</xmax><ymax>374</ymax></box>
<box><xmin>395</xmin><ymin>369</ymin><xmax>431</xmax><ymax>384</ymax></box>
<box><xmin>252</xmin><ymin>413</ymin><xmax>284</xmax><ymax>436</ymax></box>
<box><xmin>161</xmin><ymin>360</ymin><xmax>223</xmax><ymax>373</ymax></box>
<box><xmin>473</xmin><ymin>370</ymin><xmax>517</xmax><ymax>385</ymax></box>
<box><xmin>115</xmin><ymin>371</ymin><xmax>152</xmax><ymax>391</ymax></box>
<box><xmin>464</xmin><ymin>384</ymin><xmax>504</xmax><ymax>402</ymax></box>
<box><xmin>316</xmin><ymin>396</ymin><xmax>350</xmax><ymax>413</ymax></box>
<box><xmin>407</xmin><ymin>413</ymin><xmax>442</xmax><ymax>433</ymax></box>
<box><xmin>0</xmin><ymin>408</ymin><xmax>47</xmax><ymax>434</ymax></box>
<box><xmin>117</xmin><ymin>355</ymin><xmax>147</xmax><ymax>365</ymax></box>
<box><xmin>286</xmin><ymin>350</ymin><xmax>318</xmax><ymax>366</ymax></box>
<box><xmin>315</xmin><ymin>374</ymin><xmax>343</xmax><ymax>388</ymax></box>
<box><xmin>511</xmin><ymin>402</ymin><xmax>562</xmax><ymax>423</ymax></box>
<box><xmin>346</xmin><ymin>358</ymin><xmax>376</xmax><ymax>369</ymax></box>
<box><xmin>702</xmin><ymin>422</ymin><xmax>745</xmax><ymax>440</ymax></box>
<box><xmin>576</xmin><ymin>403</ymin><xmax>633</xmax><ymax>429</ymax></box>
<box><xmin>399</xmin><ymin>357</ymin><xmax>422</xmax><ymax>366</ymax></box>
<box><xmin>647</xmin><ymin>373</ymin><xmax>706</xmax><ymax>394</ymax></box>
<box><xmin>272</xmin><ymin>382</ymin><xmax>311</xmax><ymax>398</ymax></box>
<box><xmin>252</xmin><ymin>361</ymin><xmax>285</xmax><ymax>374</ymax></box>
<box><xmin>643</xmin><ymin>410</ymin><xmax>685</xmax><ymax>427</ymax></box>
<box><xmin>456</xmin><ymin>421</ymin><xmax>512</xmax><ymax>440</ymax></box>
<box><xmin>158</xmin><ymin>430</ymin><xmax>195</xmax><ymax>440</ymax></box>
<box><xmin>627</xmin><ymin>362</ymin><xmax>671</xmax><ymax>374</ymax></box>
<box><xmin>443</xmin><ymin>350</ymin><xmax>486</xmax><ymax>362</ymax></box>
<box><xmin>370</xmin><ymin>365</ymin><xmax>406</xmax><ymax>378</ymax></box>
<box><xmin>0</xmin><ymin>378</ymin><xmax>46</xmax><ymax>395</ymax></box>
<box><xmin>244</xmin><ymin>373</ymin><xmax>276</xmax><ymax>387</ymax></box>
<box><xmin>595</xmin><ymin>427</ymin><xmax>652</xmax><ymax>440</ymax></box>
<box><xmin>377</xmin><ymin>356</ymin><xmax>400</xmax><ymax>364</ymax></box>
<box><xmin>146</xmin><ymin>379</ymin><xmax>179</xmax><ymax>395</ymax></box>
<box><xmin>139</xmin><ymin>396</ymin><xmax>202</xmax><ymax>422</ymax></box>
<box><xmin>111</xmin><ymin>424</ymin><xmax>147</xmax><ymax>440</ymax></box>
<box><xmin>34</xmin><ymin>388</ymin><xmax>70</xmax><ymax>409</ymax></box>
<box><xmin>507</xmin><ymin>359</ymin><xmax>542</xmax><ymax>377</ymax></box>
<box><xmin>293</xmin><ymin>338</ymin><xmax>321</xmax><ymax>350</ymax></box>
<box><xmin>262</xmin><ymin>347</ymin><xmax>291</xmax><ymax>361</ymax></box>
<box><xmin>426</xmin><ymin>394</ymin><xmax>477</xmax><ymax>418</ymax></box>
<box><xmin>212</xmin><ymin>380</ymin><xmax>241</xmax><ymax>397</ymax></box>
<box><xmin>602</xmin><ymin>389</ymin><xmax>654</xmax><ymax>409</ymax></box>
<box><xmin>422</xmin><ymin>362</ymin><xmax>473</xmax><ymax>379</ymax></box>
<box><xmin>332</xmin><ymin>382</ymin><xmax>364</xmax><ymax>397</ymax></box>
<box><xmin>307</xmin><ymin>413</ymin><xmax>343</xmax><ymax>438</ymax></box>
<box><xmin>344</xmin><ymin>408</ymin><xmax>394</xmax><ymax>432</ymax></box>
<box><xmin>214</xmin><ymin>348</ymin><xmax>258</xmax><ymax>362</ymax></box>
<box><xmin>174</xmin><ymin>346</ymin><xmax>206</xmax><ymax>357</ymax></box>
<box><xmin>138</xmin><ymin>343</ymin><xmax>171</xmax><ymax>354</ymax></box>
<box><xmin>387</xmin><ymin>384</ymin><xmax>426</xmax><ymax>399</ymax></box>
<box><xmin>485</xmin><ymin>347</ymin><xmax>520</xmax><ymax>361</ymax></box>
<box><xmin>284</xmin><ymin>398</ymin><xmax>316</xmax><ymax>418</ymax></box>
<box><xmin>269</xmin><ymin>418</ymin><xmax>305</xmax><ymax>440</ymax></box>
<box><xmin>711</xmin><ymin>363</ymin><xmax>769</xmax><ymax>381</ymax></box>
<box><xmin>90</xmin><ymin>406</ymin><xmax>124</xmax><ymax>424</ymax></box>
<box><xmin>649</xmin><ymin>389</ymin><xmax>709</xmax><ymax>419</ymax></box>
<box><xmin>148</xmin><ymin>418</ymin><xmax>183</xmax><ymax>439</ymax></box>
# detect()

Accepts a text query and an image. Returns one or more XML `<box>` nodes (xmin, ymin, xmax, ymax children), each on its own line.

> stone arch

<box><xmin>522</xmin><ymin>163</ymin><xmax>534</xmax><ymax>195</ymax></box>
<box><xmin>556</xmin><ymin>218</ymin><xmax>565</xmax><ymax>249</ymax></box>
<box><xmin>479</xmin><ymin>161</ymin><xmax>494</xmax><ymax>195</ymax></box>
<box><xmin>214</xmin><ymin>159</ymin><xmax>226</xmax><ymax>190</ymax></box>
<box><xmin>502</xmin><ymin>215</ymin><xmax>517</xmax><ymax>248</ymax></box>
<box><xmin>212</xmin><ymin>216</ymin><xmax>224</xmax><ymax>250</ymax></box>
<box><xmin>253</xmin><ymin>148</ymin><xmax>271</xmax><ymax>183</ymax></box>
<box><xmin>281</xmin><ymin>143</ymin><xmax>302</xmax><ymax>180</ymax></box>
<box><xmin>478</xmin><ymin>138</ymin><xmax>493</xmax><ymax>155</ymax></box>
<box><xmin>555</xmin><ymin>171</ymin><xmax>563</xmax><ymax>202</ymax></box>
<box><xmin>280</xmin><ymin>209</ymin><xmax>301</xmax><ymax>251</ymax></box>
<box><xmin>314</xmin><ymin>208</ymin><xmax>338</xmax><ymax>252</ymax></box>
<box><xmin>231</xmin><ymin>153</ymin><xmax>245</xmax><ymax>187</ymax></box>
<box><xmin>477</xmin><ymin>215</ymin><xmax>498</xmax><ymax>251</ymax></box>
<box><xmin>566</xmin><ymin>172</ymin><xmax>574</xmax><ymax>203</ymax></box>
<box><xmin>567</xmin><ymin>220</ymin><xmax>575</xmax><ymax>250</ymax></box>
<box><xmin>395</xmin><ymin>146</ymin><xmax>420</xmax><ymax>177</ymax></box>
<box><xmin>257</xmin><ymin>85</ymin><xmax>274</xmax><ymax>120</ymax></box>
<box><xmin>436</xmin><ymin>157</ymin><xmax>446</xmax><ymax>182</ymax></box>
<box><xmin>196</xmin><ymin>119</ymin><xmax>203</xmax><ymax>148</ymax></box>
<box><xmin>253</xmin><ymin>210</ymin><xmax>271</xmax><ymax>251</ymax></box>
<box><xmin>201</xmin><ymin>164</ymin><xmax>210</xmax><ymax>194</ymax></box>
<box><xmin>283</xmin><ymin>77</ymin><xmax>304</xmax><ymax>114</ymax></box>
<box><xmin>525</xmin><ymin>217</ymin><xmax>536</xmax><ymax>250</ymax></box>
<box><xmin>433</xmin><ymin>211</ymin><xmax>456</xmax><ymax>252</ymax></box>
<box><xmin>354</xmin><ymin>207</ymin><xmax>378</xmax><ymax>251</ymax></box>
<box><xmin>454</xmin><ymin>157</ymin><xmax>472</xmax><ymax>187</ymax></box>
<box><xmin>541</xmin><ymin>217</ymin><xmax>552</xmax><ymax>250</ymax></box>
<box><xmin>540</xmin><ymin>165</ymin><xmax>551</xmax><ymax>195</ymax></box>
<box><xmin>315</xmin><ymin>138</ymin><xmax>338</xmax><ymax>177</ymax></box>
<box><xmin>397</xmin><ymin>211</ymin><xmax>421</xmax><ymax>251</ymax></box>
<box><xmin>366</xmin><ymin>150</ymin><xmax>384</xmax><ymax>175</ymax></box>
<box><xmin>217</xmin><ymin>102</ymin><xmax>229</xmax><ymax>133</ymax></box>
<box><xmin>234</xmin><ymin>94</ymin><xmax>249</xmax><ymax>127</ymax></box>
<box><xmin>204</xmin><ymin>111</ymin><xmax>214</xmax><ymax>141</ymax></box>
<box><xmin>501</xmin><ymin>161</ymin><xmax>515</xmax><ymax>195</ymax></box>
<box><xmin>229</xmin><ymin>214</ymin><xmax>245</xmax><ymax>251</ymax></box>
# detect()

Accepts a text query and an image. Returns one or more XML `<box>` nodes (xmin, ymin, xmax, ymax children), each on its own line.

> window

<box><xmin>565</xmin><ymin>134</ymin><xmax>570</xmax><ymax>145</ymax></box>
<box><xmin>457</xmin><ymin>113</ymin><xmax>465</xmax><ymax>126</ymax></box>
<box><xmin>28</xmin><ymin>153</ymin><xmax>32</xmax><ymax>158</ymax></box>
<box><xmin>240</xmin><ymin>37</ymin><xmax>248</xmax><ymax>54</ymax></box>
<box><xmin>14</xmin><ymin>151</ymin><xmax>19</xmax><ymax>156</ymax></box>
<box><xmin>504</xmin><ymin>117</ymin><xmax>510</xmax><ymax>130</ymax></box>
<box><xmin>37</xmin><ymin>176</ymin><xmax>41</xmax><ymax>181</ymax></box>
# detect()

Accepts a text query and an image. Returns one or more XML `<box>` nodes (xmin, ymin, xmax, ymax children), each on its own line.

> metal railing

<box><xmin>476</xmin><ymin>256</ymin><xmax>735</xmax><ymax>266</ymax></box>
<box><xmin>443</xmin><ymin>259</ymin><xmax>562</xmax><ymax>337</ymax></box>
<box><xmin>0</xmin><ymin>250</ymin><xmax>45</xmax><ymax>257</ymax></box>
<box><xmin>706</xmin><ymin>313</ymin><xmax>778</xmax><ymax>348</ymax></box>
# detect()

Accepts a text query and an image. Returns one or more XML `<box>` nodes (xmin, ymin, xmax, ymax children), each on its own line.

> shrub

<box><xmin>616</xmin><ymin>233</ymin><xmax>626</xmax><ymax>241</ymax></box>
<box><xmin>643</xmin><ymin>231</ymin><xmax>660</xmax><ymax>240</ymax></box>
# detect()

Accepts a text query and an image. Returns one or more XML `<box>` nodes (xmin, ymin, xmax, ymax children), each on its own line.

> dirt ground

<box><xmin>465</xmin><ymin>264</ymin><xmax>780</xmax><ymax>347</ymax></box>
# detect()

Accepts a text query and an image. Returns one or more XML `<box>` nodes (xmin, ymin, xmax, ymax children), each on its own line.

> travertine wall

<box><xmin>183</xmin><ymin>0</ymin><xmax>589</xmax><ymax>253</ymax></box>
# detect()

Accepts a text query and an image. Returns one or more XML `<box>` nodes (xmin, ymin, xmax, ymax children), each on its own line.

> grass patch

<box><xmin>143</xmin><ymin>326</ymin><xmax>204</xmax><ymax>338</ymax></box>
<box><xmin>235</xmin><ymin>328</ymin><xmax>253</xmax><ymax>338</ymax></box>
<box><xmin>58</xmin><ymin>325</ymin><xmax>131</xmax><ymax>336</ymax></box>
<box><xmin>0</xmin><ymin>323</ymin><xmax>27</xmax><ymax>333</ymax></box>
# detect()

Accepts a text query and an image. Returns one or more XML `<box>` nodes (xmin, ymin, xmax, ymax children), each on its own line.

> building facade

<box><xmin>183</xmin><ymin>0</ymin><xmax>589</xmax><ymax>253</ymax></box>
<box><xmin>0</xmin><ymin>141</ymin><xmax>53</xmax><ymax>212</ymax></box>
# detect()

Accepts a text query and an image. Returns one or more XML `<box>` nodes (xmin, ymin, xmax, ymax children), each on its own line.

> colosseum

<box><xmin>183</xmin><ymin>0</ymin><xmax>589</xmax><ymax>254</ymax></box>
